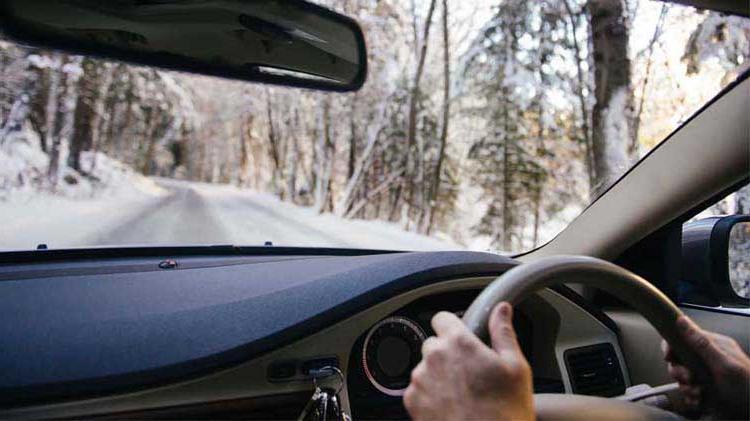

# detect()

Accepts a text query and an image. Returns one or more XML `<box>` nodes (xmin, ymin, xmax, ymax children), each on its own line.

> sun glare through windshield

<box><xmin>0</xmin><ymin>1</ymin><xmax>748</xmax><ymax>253</ymax></box>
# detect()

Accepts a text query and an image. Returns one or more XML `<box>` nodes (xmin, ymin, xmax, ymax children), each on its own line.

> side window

<box><xmin>679</xmin><ymin>184</ymin><xmax>749</xmax><ymax>307</ymax></box>
<box><xmin>693</xmin><ymin>184</ymin><xmax>749</xmax><ymax>220</ymax></box>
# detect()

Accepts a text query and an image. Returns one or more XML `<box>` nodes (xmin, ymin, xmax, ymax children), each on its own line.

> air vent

<box><xmin>564</xmin><ymin>343</ymin><xmax>625</xmax><ymax>397</ymax></box>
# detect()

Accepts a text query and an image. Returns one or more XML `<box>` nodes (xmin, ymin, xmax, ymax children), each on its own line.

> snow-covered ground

<box><xmin>1</xmin><ymin>135</ymin><xmax>168</xmax><ymax>250</ymax></box>
<box><xmin>0</xmin><ymin>133</ymin><xmax>460</xmax><ymax>252</ymax></box>
<box><xmin>1</xmin><ymin>177</ymin><xmax>461</xmax><ymax>252</ymax></box>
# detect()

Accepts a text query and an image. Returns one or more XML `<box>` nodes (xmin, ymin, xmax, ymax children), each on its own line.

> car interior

<box><xmin>0</xmin><ymin>0</ymin><xmax>748</xmax><ymax>420</ymax></box>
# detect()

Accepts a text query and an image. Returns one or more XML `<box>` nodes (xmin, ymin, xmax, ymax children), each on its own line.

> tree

<box><xmin>403</xmin><ymin>0</ymin><xmax>437</xmax><ymax>227</ymax></box>
<box><xmin>47</xmin><ymin>55</ymin><xmax>83</xmax><ymax>187</ymax></box>
<box><xmin>0</xmin><ymin>47</ymin><xmax>38</xmax><ymax>145</ymax></box>
<box><xmin>422</xmin><ymin>0</ymin><xmax>451</xmax><ymax>235</ymax></box>
<box><xmin>562</xmin><ymin>0</ymin><xmax>594</xmax><ymax>190</ymax></box>
<box><xmin>588</xmin><ymin>0</ymin><xmax>635</xmax><ymax>198</ymax></box>
<box><xmin>464</xmin><ymin>0</ymin><xmax>544</xmax><ymax>251</ymax></box>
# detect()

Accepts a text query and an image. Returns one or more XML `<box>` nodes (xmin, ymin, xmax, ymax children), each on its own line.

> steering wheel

<box><xmin>462</xmin><ymin>255</ymin><xmax>708</xmax><ymax>421</ymax></box>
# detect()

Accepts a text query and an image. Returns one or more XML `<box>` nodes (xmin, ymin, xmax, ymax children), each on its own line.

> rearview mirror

<box><xmin>0</xmin><ymin>0</ymin><xmax>367</xmax><ymax>91</ymax></box>
<box><xmin>682</xmin><ymin>215</ymin><xmax>750</xmax><ymax>306</ymax></box>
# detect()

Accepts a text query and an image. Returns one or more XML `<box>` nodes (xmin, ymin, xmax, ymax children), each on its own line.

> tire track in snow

<box><xmin>87</xmin><ymin>184</ymin><xmax>231</xmax><ymax>246</ymax></box>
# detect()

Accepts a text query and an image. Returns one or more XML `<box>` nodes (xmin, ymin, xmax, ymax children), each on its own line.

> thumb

<box><xmin>676</xmin><ymin>316</ymin><xmax>717</xmax><ymax>363</ymax></box>
<box><xmin>488</xmin><ymin>302</ymin><xmax>522</xmax><ymax>358</ymax></box>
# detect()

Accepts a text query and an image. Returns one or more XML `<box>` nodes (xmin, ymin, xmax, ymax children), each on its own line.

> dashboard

<box><xmin>0</xmin><ymin>249</ymin><xmax>630</xmax><ymax>419</ymax></box>
<box><xmin>344</xmin><ymin>284</ymin><xmax>628</xmax><ymax>419</ymax></box>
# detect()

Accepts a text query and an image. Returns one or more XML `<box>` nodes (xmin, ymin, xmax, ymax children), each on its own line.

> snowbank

<box><xmin>0</xmin><ymin>133</ymin><xmax>167</xmax><ymax>250</ymax></box>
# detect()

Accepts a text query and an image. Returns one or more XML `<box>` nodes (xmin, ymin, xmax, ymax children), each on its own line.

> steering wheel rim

<box><xmin>462</xmin><ymin>255</ymin><xmax>708</xmax><ymax>419</ymax></box>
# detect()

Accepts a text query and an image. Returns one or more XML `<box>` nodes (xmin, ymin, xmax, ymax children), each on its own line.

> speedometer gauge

<box><xmin>362</xmin><ymin>316</ymin><xmax>426</xmax><ymax>396</ymax></box>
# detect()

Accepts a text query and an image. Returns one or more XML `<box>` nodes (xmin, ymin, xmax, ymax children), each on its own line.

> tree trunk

<box><xmin>239</xmin><ymin>115</ymin><xmax>253</xmax><ymax>186</ymax></box>
<box><xmin>69</xmin><ymin>58</ymin><xmax>98</xmax><ymax>172</ymax></box>
<box><xmin>86</xmin><ymin>64</ymin><xmax>116</xmax><ymax>171</ymax></box>
<box><xmin>632</xmin><ymin>4</ymin><xmax>667</xmax><ymax>151</ymax></box>
<box><xmin>314</xmin><ymin>98</ymin><xmax>333</xmax><ymax>213</ymax></box>
<box><xmin>0</xmin><ymin>52</ymin><xmax>38</xmax><ymax>145</ymax></box>
<box><xmin>43</xmin><ymin>53</ymin><xmax>63</xmax><ymax>155</ymax></box>
<box><xmin>424</xmin><ymin>0</ymin><xmax>451</xmax><ymax>235</ymax></box>
<box><xmin>285</xmin><ymin>110</ymin><xmax>301</xmax><ymax>203</ymax></box>
<box><xmin>501</xmin><ymin>95</ymin><xmax>512</xmax><ymax>252</ymax></box>
<box><xmin>348</xmin><ymin>95</ymin><xmax>358</xmax><ymax>180</ymax></box>
<box><xmin>265</xmin><ymin>90</ymin><xmax>282</xmax><ymax>194</ymax></box>
<box><xmin>139</xmin><ymin>111</ymin><xmax>160</xmax><ymax>175</ymax></box>
<box><xmin>532</xmin><ymin>16</ymin><xmax>550</xmax><ymax>248</ymax></box>
<box><xmin>334</xmin><ymin>96</ymin><xmax>390</xmax><ymax>216</ymax></box>
<box><xmin>404</xmin><ymin>0</ymin><xmax>437</xmax><ymax>226</ymax></box>
<box><xmin>562</xmin><ymin>0</ymin><xmax>595</xmax><ymax>192</ymax></box>
<box><xmin>346</xmin><ymin>168</ymin><xmax>405</xmax><ymax>219</ymax></box>
<box><xmin>588</xmin><ymin>0</ymin><xmax>634</xmax><ymax>198</ymax></box>
<box><xmin>48</xmin><ymin>56</ymin><xmax>82</xmax><ymax>187</ymax></box>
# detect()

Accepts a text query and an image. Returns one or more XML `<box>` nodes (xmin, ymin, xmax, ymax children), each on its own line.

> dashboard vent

<box><xmin>564</xmin><ymin>343</ymin><xmax>625</xmax><ymax>397</ymax></box>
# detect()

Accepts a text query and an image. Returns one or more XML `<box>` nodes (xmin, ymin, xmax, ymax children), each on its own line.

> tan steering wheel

<box><xmin>462</xmin><ymin>255</ymin><xmax>705</xmax><ymax>421</ymax></box>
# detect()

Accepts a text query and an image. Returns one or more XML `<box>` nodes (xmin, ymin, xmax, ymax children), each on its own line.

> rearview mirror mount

<box><xmin>0</xmin><ymin>0</ymin><xmax>368</xmax><ymax>92</ymax></box>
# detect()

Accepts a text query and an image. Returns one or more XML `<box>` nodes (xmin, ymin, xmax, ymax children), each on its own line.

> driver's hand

<box><xmin>404</xmin><ymin>302</ymin><xmax>534</xmax><ymax>421</ymax></box>
<box><xmin>661</xmin><ymin>315</ymin><xmax>750</xmax><ymax>420</ymax></box>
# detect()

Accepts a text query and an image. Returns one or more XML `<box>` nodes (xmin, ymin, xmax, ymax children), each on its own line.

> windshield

<box><xmin>0</xmin><ymin>1</ymin><xmax>748</xmax><ymax>253</ymax></box>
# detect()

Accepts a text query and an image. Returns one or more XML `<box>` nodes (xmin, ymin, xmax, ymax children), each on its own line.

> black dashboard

<box><xmin>0</xmin><ymin>247</ymin><xmax>628</xmax><ymax>419</ymax></box>
<box><xmin>0</xmin><ymin>249</ymin><xmax>515</xmax><ymax>407</ymax></box>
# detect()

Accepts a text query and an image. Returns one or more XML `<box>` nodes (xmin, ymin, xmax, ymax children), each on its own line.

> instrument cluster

<box><xmin>347</xmin><ymin>289</ymin><xmax>533</xmax><ymax>419</ymax></box>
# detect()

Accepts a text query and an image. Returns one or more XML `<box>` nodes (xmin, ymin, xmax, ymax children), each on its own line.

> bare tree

<box><xmin>633</xmin><ymin>4</ymin><xmax>668</xmax><ymax>152</ymax></box>
<box><xmin>562</xmin><ymin>0</ymin><xmax>594</xmax><ymax>191</ymax></box>
<box><xmin>47</xmin><ymin>55</ymin><xmax>83</xmax><ymax>187</ymax></box>
<box><xmin>0</xmin><ymin>50</ymin><xmax>38</xmax><ymax>145</ymax></box>
<box><xmin>265</xmin><ymin>89</ymin><xmax>282</xmax><ymax>193</ymax></box>
<box><xmin>588</xmin><ymin>0</ymin><xmax>635</xmax><ymax>198</ymax></box>
<box><xmin>403</xmin><ymin>0</ymin><xmax>437</xmax><ymax>227</ymax></box>
<box><xmin>423</xmin><ymin>0</ymin><xmax>451</xmax><ymax>234</ymax></box>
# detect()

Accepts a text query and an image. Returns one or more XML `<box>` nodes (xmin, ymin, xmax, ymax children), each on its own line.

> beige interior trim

<box><xmin>535</xmin><ymin>393</ymin><xmax>682</xmax><ymax>421</ymax></box>
<box><xmin>524</xmin><ymin>77</ymin><xmax>749</xmax><ymax>261</ymax></box>
<box><xmin>608</xmin><ymin>307</ymin><xmax>750</xmax><ymax>387</ymax></box>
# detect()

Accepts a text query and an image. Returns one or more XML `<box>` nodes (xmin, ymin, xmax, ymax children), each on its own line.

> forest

<box><xmin>1</xmin><ymin>0</ymin><xmax>749</xmax><ymax>254</ymax></box>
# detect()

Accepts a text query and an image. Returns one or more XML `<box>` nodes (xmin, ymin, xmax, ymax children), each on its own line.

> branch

<box><xmin>345</xmin><ymin>168</ymin><xmax>406</xmax><ymax>219</ymax></box>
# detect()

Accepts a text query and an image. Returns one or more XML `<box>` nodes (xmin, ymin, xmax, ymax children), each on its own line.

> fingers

<box><xmin>679</xmin><ymin>383</ymin><xmax>702</xmax><ymax>409</ymax></box>
<box><xmin>668</xmin><ymin>362</ymin><xmax>693</xmax><ymax>384</ymax></box>
<box><xmin>421</xmin><ymin>336</ymin><xmax>439</xmax><ymax>356</ymax></box>
<box><xmin>679</xmin><ymin>383</ymin><xmax>701</xmax><ymax>400</ymax></box>
<box><xmin>488</xmin><ymin>302</ymin><xmax>522</xmax><ymax>357</ymax></box>
<box><xmin>403</xmin><ymin>381</ymin><xmax>424</xmax><ymax>419</ymax></box>
<box><xmin>431</xmin><ymin>311</ymin><xmax>466</xmax><ymax>337</ymax></box>
<box><xmin>404</xmin><ymin>361</ymin><xmax>430</xmax><ymax>418</ymax></box>
<box><xmin>420</xmin><ymin>336</ymin><xmax>446</xmax><ymax>370</ymax></box>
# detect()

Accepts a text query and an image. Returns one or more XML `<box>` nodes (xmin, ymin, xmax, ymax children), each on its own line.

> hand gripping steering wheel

<box><xmin>462</xmin><ymin>255</ymin><xmax>707</xmax><ymax>421</ymax></box>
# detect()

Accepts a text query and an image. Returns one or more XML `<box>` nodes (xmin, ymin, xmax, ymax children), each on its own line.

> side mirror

<box><xmin>728</xmin><ymin>219</ymin><xmax>750</xmax><ymax>299</ymax></box>
<box><xmin>682</xmin><ymin>215</ymin><xmax>750</xmax><ymax>307</ymax></box>
<box><xmin>0</xmin><ymin>0</ymin><xmax>367</xmax><ymax>92</ymax></box>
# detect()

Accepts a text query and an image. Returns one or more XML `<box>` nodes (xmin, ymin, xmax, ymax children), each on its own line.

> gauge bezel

<box><xmin>361</xmin><ymin>316</ymin><xmax>426</xmax><ymax>396</ymax></box>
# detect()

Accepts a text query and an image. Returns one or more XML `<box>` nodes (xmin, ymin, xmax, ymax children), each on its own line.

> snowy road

<box><xmin>89</xmin><ymin>183</ymin><xmax>230</xmax><ymax>246</ymax></box>
<box><xmin>2</xmin><ymin>179</ymin><xmax>460</xmax><ymax>251</ymax></box>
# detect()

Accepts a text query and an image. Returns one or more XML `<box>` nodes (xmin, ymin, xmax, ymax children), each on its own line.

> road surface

<box><xmin>83</xmin><ymin>179</ymin><xmax>458</xmax><ymax>251</ymax></box>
